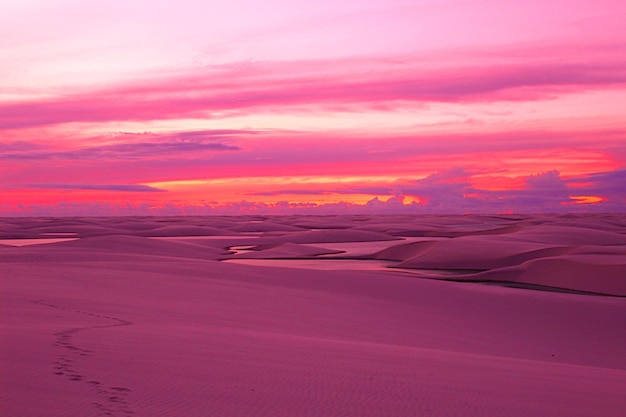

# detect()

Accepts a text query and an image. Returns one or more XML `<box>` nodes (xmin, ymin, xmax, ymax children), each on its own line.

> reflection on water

<box><xmin>227</xmin><ymin>238</ymin><xmax>430</xmax><ymax>257</ymax></box>
<box><xmin>152</xmin><ymin>235</ymin><xmax>261</xmax><ymax>240</ymax></box>
<box><xmin>0</xmin><ymin>238</ymin><xmax>78</xmax><ymax>246</ymax></box>
<box><xmin>223</xmin><ymin>258</ymin><xmax>470</xmax><ymax>277</ymax></box>
<box><xmin>312</xmin><ymin>239</ymin><xmax>410</xmax><ymax>257</ymax></box>
<box><xmin>40</xmin><ymin>232</ymin><xmax>79</xmax><ymax>236</ymax></box>
<box><xmin>229</xmin><ymin>245</ymin><xmax>256</xmax><ymax>255</ymax></box>
<box><xmin>223</xmin><ymin>238</ymin><xmax>472</xmax><ymax>277</ymax></box>
<box><xmin>224</xmin><ymin>258</ymin><xmax>397</xmax><ymax>271</ymax></box>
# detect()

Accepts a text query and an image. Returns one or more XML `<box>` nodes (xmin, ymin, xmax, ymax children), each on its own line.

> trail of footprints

<box><xmin>33</xmin><ymin>300</ymin><xmax>135</xmax><ymax>417</ymax></box>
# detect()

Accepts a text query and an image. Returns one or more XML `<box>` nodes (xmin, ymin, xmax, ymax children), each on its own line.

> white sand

<box><xmin>1</xmin><ymin>214</ymin><xmax>625</xmax><ymax>416</ymax></box>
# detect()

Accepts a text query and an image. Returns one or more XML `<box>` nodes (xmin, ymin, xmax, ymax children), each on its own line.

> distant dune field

<box><xmin>1</xmin><ymin>214</ymin><xmax>625</xmax><ymax>417</ymax></box>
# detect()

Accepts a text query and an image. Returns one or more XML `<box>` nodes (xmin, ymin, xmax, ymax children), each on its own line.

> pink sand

<box><xmin>1</xmin><ymin>214</ymin><xmax>625</xmax><ymax>416</ymax></box>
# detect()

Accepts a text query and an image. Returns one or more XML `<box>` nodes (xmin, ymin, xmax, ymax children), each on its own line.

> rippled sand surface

<box><xmin>2</xmin><ymin>214</ymin><xmax>625</xmax><ymax>416</ymax></box>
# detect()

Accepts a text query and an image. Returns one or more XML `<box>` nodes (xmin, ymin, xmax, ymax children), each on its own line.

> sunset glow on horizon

<box><xmin>1</xmin><ymin>0</ymin><xmax>625</xmax><ymax>216</ymax></box>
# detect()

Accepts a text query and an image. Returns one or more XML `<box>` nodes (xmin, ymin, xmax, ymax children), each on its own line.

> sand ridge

<box><xmin>1</xmin><ymin>214</ymin><xmax>625</xmax><ymax>416</ymax></box>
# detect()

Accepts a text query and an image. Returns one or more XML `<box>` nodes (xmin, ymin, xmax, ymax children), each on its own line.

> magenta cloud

<box><xmin>0</xmin><ymin>136</ymin><xmax>241</xmax><ymax>161</ymax></box>
<box><xmin>26</xmin><ymin>184</ymin><xmax>167</xmax><ymax>192</ymax></box>
<box><xmin>567</xmin><ymin>169</ymin><xmax>626</xmax><ymax>203</ymax></box>
<box><xmin>1</xmin><ymin>51</ymin><xmax>625</xmax><ymax>129</ymax></box>
<box><xmin>244</xmin><ymin>168</ymin><xmax>626</xmax><ymax>214</ymax></box>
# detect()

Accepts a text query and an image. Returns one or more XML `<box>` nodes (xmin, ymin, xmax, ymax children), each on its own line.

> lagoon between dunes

<box><xmin>1</xmin><ymin>214</ymin><xmax>625</xmax><ymax>417</ymax></box>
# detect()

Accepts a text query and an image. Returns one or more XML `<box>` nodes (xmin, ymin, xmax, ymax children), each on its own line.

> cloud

<box><xmin>252</xmin><ymin>189</ymin><xmax>334</xmax><ymax>196</ymax></box>
<box><xmin>0</xmin><ymin>133</ymin><xmax>242</xmax><ymax>161</ymax></box>
<box><xmin>67</xmin><ymin>141</ymin><xmax>239</xmax><ymax>160</ymax></box>
<box><xmin>26</xmin><ymin>183</ymin><xmax>167</xmax><ymax>192</ymax></box>
<box><xmin>3</xmin><ymin>163</ymin><xmax>624</xmax><ymax>216</ymax></box>
<box><xmin>0</xmin><ymin>141</ymin><xmax>47</xmax><ymax>153</ymax></box>
<box><xmin>494</xmin><ymin>172</ymin><xmax>573</xmax><ymax>209</ymax></box>
<box><xmin>122</xmin><ymin>129</ymin><xmax>258</xmax><ymax>141</ymax></box>
<box><xmin>388</xmin><ymin>168</ymin><xmax>477</xmax><ymax>208</ymax></box>
<box><xmin>1</xmin><ymin>49</ymin><xmax>625</xmax><ymax>129</ymax></box>
<box><xmin>526</xmin><ymin>170</ymin><xmax>566</xmax><ymax>189</ymax></box>
<box><xmin>566</xmin><ymin>168</ymin><xmax>626</xmax><ymax>202</ymax></box>
<box><xmin>240</xmin><ymin>168</ymin><xmax>625</xmax><ymax>213</ymax></box>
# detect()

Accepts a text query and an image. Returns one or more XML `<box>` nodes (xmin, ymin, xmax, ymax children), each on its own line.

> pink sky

<box><xmin>1</xmin><ymin>0</ymin><xmax>625</xmax><ymax>215</ymax></box>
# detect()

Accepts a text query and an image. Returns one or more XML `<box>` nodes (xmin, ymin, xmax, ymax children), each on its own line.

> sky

<box><xmin>1</xmin><ymin>0</ymin><xmax>625</xmax><ymax>216</ymax></box>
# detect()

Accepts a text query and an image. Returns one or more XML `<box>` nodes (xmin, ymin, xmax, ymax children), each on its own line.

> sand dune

<box><xmin>57</xmin><ymin>234</ymin><xmax>228</xmax><ymax>258</ymax></box>
<box><xmin>0</xmin><ymin>235</ymin><xmax>228</xmax><ymax>263</ymax></box>
<box><xmin>378</xmin><ymin>236</ymin><xmax>563</xmax><ymax>269</ymax></box>
<box><xmin>229</xmin><ymin>222</ymin><xmax>306</xmax><ymax>233</ymax></box>
<box><xmin>260</xmin><ymin>228</ymin><xmax>400</xmax><ymax>244</ymax></box>
<box><xmin>507</xmin><ymin>225</ymin><xmax>626</xmax><ymax>245</ymax></box>
<box><xmin>136</xmin><ymin>225</ymin><xmax>230</xmax><ymax>237</ymax></box>
<box><xmin>1</xmin><ymin>214</ymin><xmax>625</xmax><ymax>416</ymax></box>
<box><xmin>230</xmin><ymin>242</ymin><xmax>344</xmax><ymax>258</ymax></box>
<box><xmin>471</xmin><ymin>256</ymin><xmax>626</xmax><ymax>296</ymax></box>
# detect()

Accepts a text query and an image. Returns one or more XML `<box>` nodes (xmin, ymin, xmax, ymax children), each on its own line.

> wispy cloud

<box><xmin>1</xmin><ymin>48</ymin><xmax>625</xmax><ymax>129</ymax></box>
<box><xmin>252</xmin><ymin>189</ymin><xmax>334</xmax><ymax>196</ymax></box>
<box><xmin>26</xmin><ymin>183</ymin><xmax>167</xmax><ymax>192</ymax></box>
<box><xmin>0</xmin><ymin>131</ymin><xmax>243</xmax><ymax>161</ymax></box>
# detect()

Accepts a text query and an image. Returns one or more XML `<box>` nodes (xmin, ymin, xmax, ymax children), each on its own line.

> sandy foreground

<box><xmin>1</xmin><ymin>214</ymin><xmax>625</xmax><ymax>417</ymax></box>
